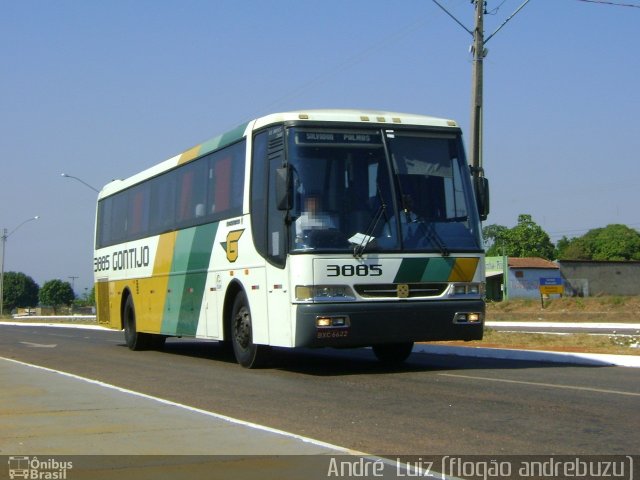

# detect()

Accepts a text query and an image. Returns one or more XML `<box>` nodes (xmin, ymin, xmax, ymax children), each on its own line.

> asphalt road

<box><xmin>2</xmin><ymin>324</ymin><xmax>639</xmax><ymax>456</ymax></box>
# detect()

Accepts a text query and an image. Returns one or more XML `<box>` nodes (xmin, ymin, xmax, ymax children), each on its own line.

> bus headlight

<box><xmin>453</xmin><ymin>312</ymin><xmax>483</xmax><ymax>324</ymax></box>
<box><xmin>316</xmin><ymin>316</ymin><xmax>350</xmax><ymax>328</ymax></box>
<box><xmin>295</xmin><ymin>285</ymin><xmax>356</xmax><ymax>302</ymax></box>
<box><xmin>450</xmin><ymin>283</ymin><xmax>484</xmax><ymax>297</ymax></box>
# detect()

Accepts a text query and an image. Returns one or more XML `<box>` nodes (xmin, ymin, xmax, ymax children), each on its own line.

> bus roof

<box><xmin>252</xmin><ymin>109</ymin><xmax>458</xmax><ymax>130</ymax></box>
<box><xmin>98</xmin><ymin>109</ymin><xmax>459</xmax><ymax>199</ymax></box>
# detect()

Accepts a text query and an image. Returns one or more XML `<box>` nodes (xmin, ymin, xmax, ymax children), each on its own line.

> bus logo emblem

<box><xmin>222</xmin><ymin>229</ymin><xmax>244</xmax><ymax>262</ymax></box>
<box><xmin>397</xmin><ymin>284</ymin><xmax>409</xmax><ymax>298</ymax></box>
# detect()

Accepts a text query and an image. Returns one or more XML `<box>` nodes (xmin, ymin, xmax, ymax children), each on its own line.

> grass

<box><xmin>487</xmin><ymin>296</ymin><xmax>640</xmax><ymax>323</ymax></box>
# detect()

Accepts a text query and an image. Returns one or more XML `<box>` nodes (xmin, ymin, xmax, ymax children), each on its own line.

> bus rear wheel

<box><xmin>231</xmin><ymin>292</ymin><xmax>270</xmax><ymax>368</ymax></box>
<box><xmin>123</xmin><ymin>295</ymin><xmax>165</xmax><ymax>351</ymax></box>
<box><xmin>372</xmin><ymin>342</ymin><xmax>414</xmax><ymax>365</ymax></box>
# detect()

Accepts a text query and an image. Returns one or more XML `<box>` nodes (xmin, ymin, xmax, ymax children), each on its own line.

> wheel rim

<box><xmin>234</xmin><ymin>307</ymin><xmax>252</xmax><ymax>350</ymax></box>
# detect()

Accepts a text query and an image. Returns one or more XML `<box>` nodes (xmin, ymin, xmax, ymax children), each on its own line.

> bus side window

<box><xmin>212</xmin><ymin>156</ymin><xmax>231</xmax><ymax>213</ymax></box>
<box><xmin>149</xmin><ymin>172</ymin><xmax>176</xmax><ymax>233</ymax></box>
<box><xmin>176</xmin><ymin>159</ymin><xmax>208</xmax><ymax>225</ymax></box>
<box><xmin>128</xmin><ymin>184</ymin><xmax>150</xmax><ymax>236</ymax></box>
<box><xmin>111</xmin><ymin>193</ymin><xmax>128</xmax><ymax>243</ymax></box>
<box><xmin>207</xmin><ymin>140</ymin><xmax>246</xmax><ymax>220</ymax></box>
<box><xmin>177</xmin><ymin>169</ymin><xmax>194</xmax><ymax>223</ymax></box>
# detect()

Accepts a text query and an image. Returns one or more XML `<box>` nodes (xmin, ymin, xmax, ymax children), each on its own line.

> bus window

<box><xmin>128</xmin><ymin>184</ymin><xmax>150</xmax><ymax>236</ymax></box>
<box><xmin>149</xmin><ymin>171</ymin><xmax>176</xmax><ymax>234</ymax></box>
<box><xmin>207</xmin><ymin>140</ymin><xmax>246</xmax><ymax>219</ymax></box>
<box><xmin>176</xmin><ymin>159</ymin><xmax>208</xmax><ymax>224</ymax></box>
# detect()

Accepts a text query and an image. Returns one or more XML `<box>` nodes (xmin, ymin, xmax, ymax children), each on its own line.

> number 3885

<box><xmin>326</xmin><ymin>264</ymin><xmax>382</xmax><ymax>277</ymax></box>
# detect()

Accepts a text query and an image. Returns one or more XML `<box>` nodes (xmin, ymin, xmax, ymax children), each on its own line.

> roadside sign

<box><xmin>539</xmin><ymin>277</ymin><xmax>564</xmax><ymax>295</ymax></box>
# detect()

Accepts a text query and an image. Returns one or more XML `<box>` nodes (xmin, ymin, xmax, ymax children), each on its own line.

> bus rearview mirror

<box><xmin>474</xmin><ymin>176</ymin><xmax>490</xmax><ymax>221</ymax></box>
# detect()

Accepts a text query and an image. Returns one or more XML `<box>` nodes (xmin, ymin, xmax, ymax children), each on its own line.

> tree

<box><xmin>73</xmin><ymin>285</ymin><xmax>95</xmax><ymax>308</ymax></box>
<box><xmin>483</xmin><ymin>214</ymin><xmax>555</xmax><ymax>259</ymax></box>
<box><xmin>2</xmin><ymin>271</ymin><xmax>39</xmax><ymax>313</ymax></box>
<box><xmin>87</xmin><ymin>284</ymin><xmax>95</xmax><ymax>305</ymax></box>
<box><xmin>482</xmin><ymin>224</ymin><xmax>509</xmax><ymax>254</ymax></box>
<box><xmin>556</xmin><ymin>235</ymin><xmax>590</xmax><ymax>260</ymax></box>
<box><xmin>39</xmin><ymin>279</ymin><xmax>75</xmax><ymax>314</ymax></box>
<box><xmin>557</xmin><ymin>224</ymin><xmax>640</xmax><ymax>261</ymax></box>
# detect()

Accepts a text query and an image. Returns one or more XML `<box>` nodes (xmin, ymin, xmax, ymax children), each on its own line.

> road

<box><xmin>1</xmin><ymin>324</ymin><xmax>639</xmax><ymax>455</ymax></box>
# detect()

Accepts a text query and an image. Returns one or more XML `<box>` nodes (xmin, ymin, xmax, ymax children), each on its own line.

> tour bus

<box><xmin>94</xmin><ymin>110</ymin><xmax>489</xmax><ymax>368</ymax></box>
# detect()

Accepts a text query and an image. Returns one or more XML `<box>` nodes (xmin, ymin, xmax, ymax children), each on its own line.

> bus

<box><xmin>94</xmin><ymin>109</ymin><xmax>490</xmax><ymax>368</ymax></box>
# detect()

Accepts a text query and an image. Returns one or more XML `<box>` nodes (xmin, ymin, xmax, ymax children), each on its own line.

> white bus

<box><xmin>94</xmin><ymin>110</ymin><xmax>489</xmax><ymax>368</ymax></box>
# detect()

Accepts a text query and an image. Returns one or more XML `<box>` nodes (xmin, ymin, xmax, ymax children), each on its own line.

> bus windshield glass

<box><xmin>286</xmin><ymin>127</ymin><xmax>482</xmax><ymax>254</ymax></box>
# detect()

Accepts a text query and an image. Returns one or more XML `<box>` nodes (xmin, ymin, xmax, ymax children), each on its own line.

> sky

<box><xmin>1</xmin><ymin>0</ymin><xmax>639</xmax><ymax>295</ymax></box>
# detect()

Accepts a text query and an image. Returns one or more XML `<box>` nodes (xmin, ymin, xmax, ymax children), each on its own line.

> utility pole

<box><xmin>0</xmin><ymin>216</ymin><xmax>39</xmax><ymax>316</ymax></box>
<box><xmin>469</xmin><ymin>0</ymin><xmax>486</xmax><ymax>180</ymax></box>
<box><xmin>432</xmin><ymin>0</ymin><xmax>531</xmax><ymax>183</ymax></box>
<box><xmin>0</xmin><ymin>228</ymin><xmax>7</xmax><ymax>317</ymax></box>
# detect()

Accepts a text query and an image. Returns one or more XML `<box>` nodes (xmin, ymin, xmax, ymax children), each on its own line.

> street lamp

<box><xmin>1</xmin><ymin>215</ymin><xmax>40</xmax><ymax>316</ymax></box>
<box><xmin>60</xmin><ymin>173</ymin><xmax>99</xmax><ymax>193</ymax></box>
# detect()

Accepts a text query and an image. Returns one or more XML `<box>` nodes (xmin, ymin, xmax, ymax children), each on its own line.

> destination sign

<box><xmin>295</xmin><ymin>130</ymin><xmax>382</xmax><ymax>146</ymax></box>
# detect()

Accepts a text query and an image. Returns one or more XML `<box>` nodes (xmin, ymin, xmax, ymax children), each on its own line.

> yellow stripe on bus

<box><xmin>178</xmin><ymin>144</ymin><xmax>201</xmax><ymax>165</ymax></box>
<box><xmin>134</xmin><ymin>232</ymin><xmax>177</xmax><ymax>333</ymax></box>
<box><xmin>447</xmin><ymin>258</ymin><xmax>479</xmax><ymax>282</ymax></box>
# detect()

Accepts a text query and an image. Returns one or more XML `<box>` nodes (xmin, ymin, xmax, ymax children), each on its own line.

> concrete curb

<box><xmin>486</xmin><ymin>321</ymin><xmax>640</xmax><ymax>331</ymax></box>
<box><xmin>413</xmin><ymin>344</ymin><xmax>640</xmax><ymax>368</ymax></box>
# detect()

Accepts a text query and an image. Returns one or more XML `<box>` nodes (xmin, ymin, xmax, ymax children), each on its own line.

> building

<box><xmin>485</xmin><ymin>257</ymin><xmax>561</xmax><ymax>301</ymax></box>
<box><xmin>557</xmin><ymin>260</ymin><xmax>640</xmax><ymax>297</ymax></box>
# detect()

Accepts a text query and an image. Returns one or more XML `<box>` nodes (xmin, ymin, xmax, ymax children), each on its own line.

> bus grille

<box><xmin>354</xmin><ymin>283</ymin><xmax>448</xmax><ymax>299</ymax></box>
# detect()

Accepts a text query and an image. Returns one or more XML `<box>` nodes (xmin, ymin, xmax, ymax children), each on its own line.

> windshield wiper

<box><xmin>413</xmin><ymin>219</ymin><xmax>450</xmax><ymax>257</ymax></box>
<box><xmin>399</xmin><ymin>190</ymin><xmax>450</xmax><ymax>257</ymax></box>
<box><xmin>352</xmin><ymin>186</ymin><xmax>388</xmax><ymax>258</ymax></box>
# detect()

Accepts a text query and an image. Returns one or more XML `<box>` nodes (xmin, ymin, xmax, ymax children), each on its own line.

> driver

<box><xmin>295</xmin><ymin>194</ymin><xmax>338</xmax><ymax>247</ymax></box>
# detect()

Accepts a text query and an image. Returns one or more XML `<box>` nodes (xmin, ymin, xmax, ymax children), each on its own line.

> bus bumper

<box><xmin>294</xmin><ymin>300</ymin><xmax>484</xmax><ymax>347</ymax></box>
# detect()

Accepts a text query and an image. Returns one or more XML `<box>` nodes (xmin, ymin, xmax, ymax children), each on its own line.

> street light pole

<box><xmin>0</xmin><ymin>216</ymin><xmax>40</xmax><ymax>316</ymax></box>
<box><xmin>60</xmin><ymin>173</ymin><xmax>99</xmax><ymax>193</ymax></box>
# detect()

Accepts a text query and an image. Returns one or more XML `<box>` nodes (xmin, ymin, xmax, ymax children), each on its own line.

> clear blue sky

<box><xmin>1</xmin><ymin>0</ymin><xmax>638</xmax><ymax>295</ymax></box>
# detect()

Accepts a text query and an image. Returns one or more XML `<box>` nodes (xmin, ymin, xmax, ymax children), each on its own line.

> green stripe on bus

<box><xmin>421</xmin><ymin>257</ymin><xmax>456</xmax><ymax>282</ymax></box>
<box><xmin>199</xmin><ymin>122</ymin><xmax>249</xmax><ymax>157</ymax></box>
<box><xmin>393</xmin><ymin>257</ymin><xmax>461</xmax><ymax>283</ymax></box>
<box><xmin>161</xmin><ymin>222</ymin><xmax>219</xmax><ymax>336</ymax></box>
<box><xmin>393</xmin><ymin>258</ymin><xmax>430</xmax><ymax>283</ymax></box>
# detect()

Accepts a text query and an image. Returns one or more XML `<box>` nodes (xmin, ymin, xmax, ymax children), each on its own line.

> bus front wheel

<box><xmin>231</xmin><ymin>292</ymin><xmax>270</xmax><ymax>368</ymax></box>
<box><xmin>372</xmin><ymin>342</ymin><xmax>414</xmax><ymax>365</ymax></box>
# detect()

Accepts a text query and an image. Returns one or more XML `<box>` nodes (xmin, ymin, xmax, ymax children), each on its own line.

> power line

<box><xmin>547</xmin><ymin>223</ymin><xmax>640</xmax><ymax>240</ymax></box>
<box><xmin>487</xmin><ymin>0</ymin><xmax>509</xmax><ymax>15</ymax></box>
<box><xmin>575</xmin><ymin>0</ymin><xmax>640</xmax><ymax>8</ymax></box>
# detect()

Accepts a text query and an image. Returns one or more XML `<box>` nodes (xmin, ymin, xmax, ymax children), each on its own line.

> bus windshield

<box><xmin>287</xmin><ymin>127</ymin><xmax>482</xmax><ymax>254</ymax></box>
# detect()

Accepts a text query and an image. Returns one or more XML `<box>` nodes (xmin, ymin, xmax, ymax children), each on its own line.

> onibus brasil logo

<box><xmin>8</xmin><ymin>456</ymin><xmax>73</xmax><ymax>479</ymax></box>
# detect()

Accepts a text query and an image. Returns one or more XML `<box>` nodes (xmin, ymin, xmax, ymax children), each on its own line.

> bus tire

<box><xmin>123</xmin><ymin>295</ymin><xmax>156</xmax><ymax>351</ymax></box>
<box><xmin>231</xmin><ymin>292</ymin><xmax>270</xmax><ymax>368</ymax></box>
<box><xmin>372</xmin><ymin>342</ymin><xmax>414</xmax><ymax>365</ymax></box>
